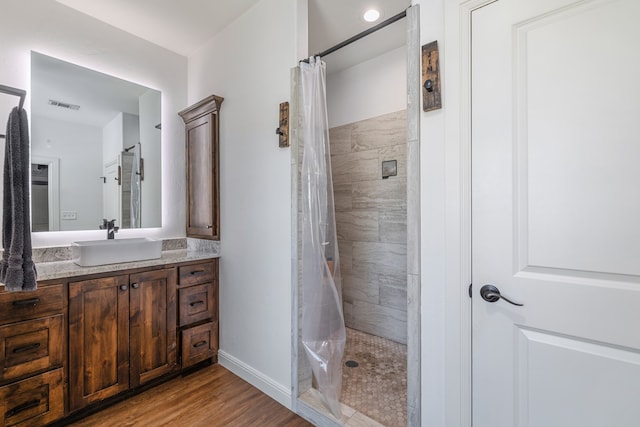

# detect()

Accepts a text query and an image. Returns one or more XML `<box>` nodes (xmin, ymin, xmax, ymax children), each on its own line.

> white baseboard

<box><xmin>218</xmin><ymin>350</ymin><xmax>292</xmax><ymax>410</ymax></box>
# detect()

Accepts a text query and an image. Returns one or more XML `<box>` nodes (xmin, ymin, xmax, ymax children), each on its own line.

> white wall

<box><xmin>31</xmin><ymin>116</ymin><xmax>102</xmax><ymax>231</ymax></box>
<box><xmin>188</xmin><ymin>0</ymin><xmax>303</xmax><ymax>406</ymax></box>
<box><xmin>412</xmin><ymin>0</ymin><xmax>464</xmax><ymax>426</ymax></box>
<box><xmin>326</xmin><ymin>46</ymin><xmax>407</xmax><ymax>128</ymax></box>
<box><xmin>122</xmin><ymin>112</ymin><xmax>140</xmax><ymax>149</ymax></box>
<box><xmin>103</xmin><ymin>113</ymin><xmax>123</xmax><ymax>164</ymax></box>
<box><xmin>139</xmin><ymin>90</ymin><xmax>162</xmax><ymax>228</ymax></box>
<box><xmin>0</xmin><ymin>0</ymin><xmax>187</xmax><ymax>247</ymax></box>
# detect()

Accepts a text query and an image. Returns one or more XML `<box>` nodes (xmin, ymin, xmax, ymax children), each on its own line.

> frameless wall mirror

<box><xmin>30</xmin><ymin>51</ymin><xmax>162</xmax><ymax>232</ymax></box>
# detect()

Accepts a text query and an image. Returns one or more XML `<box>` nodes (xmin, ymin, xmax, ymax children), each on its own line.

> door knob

<box><xmin>480</xmin><ymin>284</ymin><xmax>523</xmax><ymax>306</ymax></box>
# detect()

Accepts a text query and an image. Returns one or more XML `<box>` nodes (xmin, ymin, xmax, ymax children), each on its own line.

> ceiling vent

<box><xmin>48</xmin><ymin>99</ymin><xmax>80</xmax><ymax>110</ymax></box>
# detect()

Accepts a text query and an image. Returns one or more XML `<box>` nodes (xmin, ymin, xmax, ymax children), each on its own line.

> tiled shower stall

<box><xmin>329</xmin><ymin>110</ymin><xmax>408</xmax><ymax>344</ymax></box>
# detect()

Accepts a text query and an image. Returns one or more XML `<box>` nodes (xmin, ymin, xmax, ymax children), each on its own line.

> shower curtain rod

<box><xmin>301</xmin><ymin>8</ymin><xmax>408</xmax><ymax>63</ymax></box>
<box><xmin>0</xmin><ymin>84</ymin><xmax>27</xmax><ymax>139</ymax></box>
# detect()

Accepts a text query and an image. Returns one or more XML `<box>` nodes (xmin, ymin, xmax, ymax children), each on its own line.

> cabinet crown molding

<box><xmin>178</xmin><ymin>95</ymin><xmax>224</xmax><ymax>123</ymax></box>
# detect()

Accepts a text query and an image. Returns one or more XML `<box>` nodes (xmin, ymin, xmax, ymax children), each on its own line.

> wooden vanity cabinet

<box><xmin>1</xmin><ymin>257</ymin><xmax>218</xmax><ymax>423</ymax></box>
<box><xmin>0</xmin><ymin>283</ymin><xmax>65</xmax><ymax>426</ymax></box>
<box><xmin>68</xmin><ymin>274</ymin><xmax>130</xmax><ymax>412</ymax></box>
<box><xmin>178</xmin><ymin>95</ymin><xmax>224</xmax><ymax>240</ymax></box>
<box><xmin>129</xmin><ymin>268</ymin><xmax>177</xmax><ymax>387</ymax></box>
<box><xmin>68</xmin><ymin>268</ymin><xmax>177</xmax><ymax>412</ymax></box>
<box><xmin>177</xmin><ymin>259</ymin><xmax>218</xmax><ymax>369</ymax></box>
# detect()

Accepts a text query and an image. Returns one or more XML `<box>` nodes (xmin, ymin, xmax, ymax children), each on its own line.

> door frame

<box><xmin>440</xmin><ymin>0</ymin><xmax>497</xmax><ymax>426</ymax></box>
<box><xmin>31</xmin><ymin>154</ymin><xmax>60</xmax><ymax>231</ymax></box>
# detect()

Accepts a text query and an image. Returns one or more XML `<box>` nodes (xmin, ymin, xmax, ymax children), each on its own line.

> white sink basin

<box><xmin>72</xmin><ymin>238</ymin><xmax>162</xmax><ymax>267</ymax></box>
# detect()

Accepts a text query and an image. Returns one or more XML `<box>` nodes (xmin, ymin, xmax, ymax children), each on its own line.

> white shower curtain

<box><xmin>299</xmin><ymin>56</ymin><xmax>345</xmax><ymax>418</ymax></box>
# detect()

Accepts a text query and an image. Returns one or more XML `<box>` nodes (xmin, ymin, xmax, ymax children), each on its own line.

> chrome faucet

<box><xmin>100</xmin><ymin>219</ymin><xmax>119</xmax><ymax>239</ymax></box>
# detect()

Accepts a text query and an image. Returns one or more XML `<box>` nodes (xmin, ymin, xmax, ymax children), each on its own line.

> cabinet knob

<box><xmin>131</xmin><ymin>283</ymin><xmax>139</xmax><ymax>289</ymax></box>
<box><xmin>120</xmin><ymin>285</ymin><xmax>128</xmax><ymax>291</ymax></box>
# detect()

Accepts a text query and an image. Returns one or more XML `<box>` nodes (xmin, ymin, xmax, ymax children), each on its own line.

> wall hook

<box><xmin>276</xmin><ymin>102</ymin><xmax>289</xmax><ymax>147</ymax></box>
<box><xmin>424</xmin><ymin>79</ymin><xmax>433</xmax><ymax>92</ymax></box>
<box><xmin>422</xmin><ymin>41</ymin><xmax>442</xmax><ymax>111</ymax></box>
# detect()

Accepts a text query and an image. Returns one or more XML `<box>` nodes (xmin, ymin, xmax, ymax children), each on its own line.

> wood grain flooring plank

<box><xmin>69</xmin><ymin>364</ymin><xmax>312</xmax><ymax>427</ymax></box>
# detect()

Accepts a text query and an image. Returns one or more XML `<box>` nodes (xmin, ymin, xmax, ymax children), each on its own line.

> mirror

<box><xmin>30</xmin><ymin>51</ymin><xmax>161</xmax><ymax>232</ymax></box>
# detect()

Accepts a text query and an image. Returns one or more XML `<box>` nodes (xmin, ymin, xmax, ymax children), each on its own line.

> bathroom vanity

<box><xmin>0</xmin><ymin>250</ymin><xmax>218</xmax><ymax>426</ymax></box>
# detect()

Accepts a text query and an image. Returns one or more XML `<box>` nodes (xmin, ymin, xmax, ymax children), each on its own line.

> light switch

<box><xmin>62</xmin><ymin>211</ymin><xmax>77</xmax><ymax>220</ymax></box>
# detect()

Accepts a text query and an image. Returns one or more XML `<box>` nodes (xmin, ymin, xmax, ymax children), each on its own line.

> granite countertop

<box><xmin>36</xmin><ymin>249</ymin><xmax>220</xmax><ymax>281</ymax></box>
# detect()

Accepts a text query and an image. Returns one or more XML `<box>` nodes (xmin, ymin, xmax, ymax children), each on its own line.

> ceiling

<box><xmin>54</xmin><ymin>0</ymin><xmax>410</xmax><ymax>73</ymax></box>
<box><xmin>54</xmin><ymin>0</ymin><xmax>262</xmax><ymax>57</ymax></box>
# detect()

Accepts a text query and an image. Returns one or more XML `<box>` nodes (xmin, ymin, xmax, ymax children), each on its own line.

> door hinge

<box><xmin>468</xmin><ymin>283</ymin><xmax>472</xmax><ymax>298</ymax></box>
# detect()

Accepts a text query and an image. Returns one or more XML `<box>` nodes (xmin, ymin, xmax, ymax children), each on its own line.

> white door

<box><xmin>103</xmin><ymin>158</ymin><xmax>121</xmax><ymax>226</ymax></box>
<box><xmin>472</xmin><ymin>1</ymin><xmax>640</xmax><ymax>426</ymax></box>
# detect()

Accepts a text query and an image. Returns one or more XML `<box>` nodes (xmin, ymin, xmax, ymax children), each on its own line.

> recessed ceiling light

<box><xmin>363</xmin><ymin>9</ymin><xmax>381</xmax><ymax>23</ymax></box>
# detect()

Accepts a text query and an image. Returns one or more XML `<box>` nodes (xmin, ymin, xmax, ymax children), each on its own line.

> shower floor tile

<box><xmin>342</xmin><ymin>328</ymin><xmax>407</xmax><ymax>427</ymax></box>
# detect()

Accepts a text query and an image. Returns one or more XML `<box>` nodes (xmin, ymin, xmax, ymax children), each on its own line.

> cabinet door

<box><xmin>185</xmin><ymin>112</ymin><xmax>219</xmax><ymax>239</ymax></box>
<box><xmin>129</xmin><ymin>269</ymin><xmax>177</xmax><ymax>387</ymax></box>
<box><xmin>69</xmin><ymin>275</ymin><xmax>130</xmax><ymax>412</ymax></box>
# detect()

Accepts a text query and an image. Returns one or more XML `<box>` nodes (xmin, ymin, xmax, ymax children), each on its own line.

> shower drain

<box><xmin>345</xmin><ymin>360</ymin><xmax>359</xmax><ymax>368</ymax></box>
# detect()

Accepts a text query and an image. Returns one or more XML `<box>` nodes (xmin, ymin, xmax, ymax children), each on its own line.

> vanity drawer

<box><xmin>0</xmin><ymin>285</ymin><xmax>64</xmax><ymax>325</ymax></box>
<box><xmin>0</xmin><ymin>368</ymin><xmax>64</xmax><ymax>427</ymax></box>
<box><xmin>181</xmin><ymin>321</ymin><xmax>217</xmax><ymax>369</ymax></box>
<box><xmin>0</xmin><ymin>315</ymin><xmax>64</xmax><ymax>384</ymax></box>
<box><xmin>178</xmin><ymin>261</ymin><xmax>215</xmax><ymax>287</ymax></box>
<box><xmin>179</xmin><ymin>283</ymin><xmax>215</xmax><ymax>326</ymax></box>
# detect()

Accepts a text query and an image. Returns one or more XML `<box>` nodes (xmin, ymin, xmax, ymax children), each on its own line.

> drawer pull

<box><xmin>6</xmin><ymin>399</ymin><xmax>40</xmax><ymax>418</ymax></box>
<box><xmin>13</xmin><ymin>343</ymin><xmax>41</xmax><ymax>354</ymax></box>
<box><xmin>193</xmin><ymin>340</ymin><xmax>208</xmax><ymax>348</ymax></box>
<box><xmin>12</xmin><ymin>298</ymin><xmax>40</xmax><ymax>307</ymax></box>
<box><xmin>190</xmin><ymin>270</ymin><xmax>205</xmax><ymax>275</ymax></box>
<box><xmin>189</xmin><ymin>300</ymin><xmax>205</xmax><ymax>307</ymax></box>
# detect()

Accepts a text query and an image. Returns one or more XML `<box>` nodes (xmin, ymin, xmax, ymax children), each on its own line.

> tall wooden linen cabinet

<box><xmin>179</xmin><ymin>95</ymin><xmax>224</xmax><ymax>240</ymax></box>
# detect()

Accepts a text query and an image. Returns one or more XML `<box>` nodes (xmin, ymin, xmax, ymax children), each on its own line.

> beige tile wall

<box><xmin>330</xmin><ymin>110</ymin><xmax>407</xmax><ymax>344</ymax></box>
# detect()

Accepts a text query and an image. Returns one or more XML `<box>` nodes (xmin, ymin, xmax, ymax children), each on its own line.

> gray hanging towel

<box><xmin>0</xmin><ymin>107</ymin><xmax>37</xmax><ymax>291</ymax></box>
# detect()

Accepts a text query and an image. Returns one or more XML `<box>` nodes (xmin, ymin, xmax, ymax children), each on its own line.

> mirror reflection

<box><xmin>30</xmin><ymin>51</ymin><xmax>161</xmax><ymax>232</ymax></box>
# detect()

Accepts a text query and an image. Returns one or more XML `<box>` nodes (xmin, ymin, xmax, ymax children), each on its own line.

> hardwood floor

<box><xmin>69</xmin><ymin>364</ymin><xmax>312</xmax><ymax>427</ymax></box>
